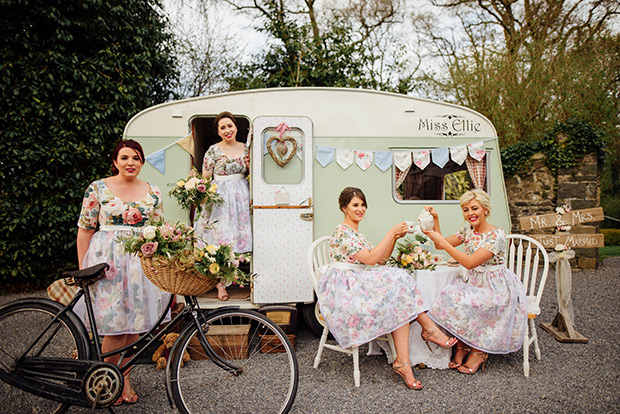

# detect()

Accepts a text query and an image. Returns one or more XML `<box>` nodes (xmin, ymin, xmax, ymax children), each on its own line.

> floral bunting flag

<box><xmin>468</xmin><ymin>141</ymin><xmax>486</xmax><ymax>161</ymax></box>
<box><xmin>431</xmin><ymin>147</ymin><xmax>449</xmax><ymax>168</ymax></box>
<box><xmin>374</xmin><ymin>151</ymin><xmax>392</xmax><ymax>172</ymax></box>
<box><xmin>355</xmin><ymin>151</ymin><xmax>374</xmax><ymax>170</ymax></box>
<box><xmin>450</xmin><ymin>145</ymin><xmax>467</xmax><ymax>165</ymax></box>
<box><xmin>413</xmin><ymin>149</ymin><xmax>431</xmax><ymax>170</ymax></box>
<box><xmin>393</xmin><ymin>151</ymin><xmax>413</xmax><ymax>172</ymax></box>
<box><xmin>336</xmin><ymin>149</ymin><xmax>354</xmax><ymax>169</ymax></box>
<box><xmin>315</xmin><ymin>146</ymin><xmax>335</xmax><ymax>167</ymax></box>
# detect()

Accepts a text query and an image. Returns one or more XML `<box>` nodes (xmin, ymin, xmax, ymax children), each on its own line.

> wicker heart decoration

<box><xmin>266</xmin><ymin>136</ymin><xmax>298</xmax><ymax>167</ymax></box>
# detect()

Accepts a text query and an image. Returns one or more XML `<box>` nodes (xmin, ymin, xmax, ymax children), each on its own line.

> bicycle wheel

<box><xmin>169</xmin><ymin>309</ymin><xmax>299</xmax><ymax>414</ymax></box>
<box><xmin>0</xmin><ymin>298</ymin><xmax>90</xmax><ymax>413</ymax></box>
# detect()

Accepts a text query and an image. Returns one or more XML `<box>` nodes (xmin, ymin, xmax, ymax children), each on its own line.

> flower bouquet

<box><xmin>194</xmin><ymin>244</ymin><xmax>252</xmax><ymax>288</ymax></box>
<box><xmin>169</xmin><ymin>168</ymin><xmax>223</xmax><ymax>214</ymax></box>
<box><xmin>386</xmin><ymin>233</ymin><xmax>441</xmax><ymax>273</ymax></box>
<box><xmin>119</xmin><ymin>221</ymin><xmax>251</xmax><ymax>295</ymax></box>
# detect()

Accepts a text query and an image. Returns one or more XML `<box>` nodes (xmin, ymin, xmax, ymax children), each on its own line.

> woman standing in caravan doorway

<box><xmin>194</xmin><ymin>111</ymin><xmax>252</xmax><ymax>301</ymax></box>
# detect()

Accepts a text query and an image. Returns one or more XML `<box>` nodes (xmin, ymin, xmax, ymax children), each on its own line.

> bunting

<box><xmin>145</xmin><ymin>132</ymin><xmax>194</xmax><ymax>175</ymax></box>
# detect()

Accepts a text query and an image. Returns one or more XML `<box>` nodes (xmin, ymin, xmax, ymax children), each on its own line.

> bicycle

<box><xmin>0</xmin><ymin>263</ymin><xmax>298</xmax><ymax>413</ymax></box>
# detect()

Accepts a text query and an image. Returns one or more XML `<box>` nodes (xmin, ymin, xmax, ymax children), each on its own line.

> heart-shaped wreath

<box><xmin>266</xmin><ymin>136</ymin><xmax>298</xmax><ymax>167</ymax></box>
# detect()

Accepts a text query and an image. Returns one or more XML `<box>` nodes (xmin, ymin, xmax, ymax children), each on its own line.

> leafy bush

<box><xmin>0</xmin><ymin>0</ymin><xmax>177</xmax><ymax>285</ymax></box>
<box><xmin>601</xmin><ymin>229</ymin><xmax>620</xmax><ymax>246</ymax></box>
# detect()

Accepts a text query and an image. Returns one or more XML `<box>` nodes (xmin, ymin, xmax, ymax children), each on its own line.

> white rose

<box><xmin>106</xmin><ymin>198</ymin><xmax>124</xmax><ymax>215</ymax></box>
<box><xmin>184</xmin><ymin>179</ymin><xmax>197</xmax><ymax>190</ymax></box>
<box><xmin>142</xmin><ymin>226</ymin><xmax>157</xmax><ymax>240</ymax></box>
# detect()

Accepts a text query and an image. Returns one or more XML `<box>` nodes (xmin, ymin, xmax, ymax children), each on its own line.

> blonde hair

<box><xmin>459</xmin><ymin>189</ymin><xmax>491</xmax><ymax>216</ymax></box>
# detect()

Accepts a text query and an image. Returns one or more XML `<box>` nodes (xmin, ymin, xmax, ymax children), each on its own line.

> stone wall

<box><xmin>505</xmin><ymin>153</ymin><xmax>601</xmax><ymax>269</ymax></box>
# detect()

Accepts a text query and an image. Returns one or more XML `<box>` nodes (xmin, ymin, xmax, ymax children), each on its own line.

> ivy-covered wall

<box><xmin>502</xmin><ymin>120</ymin><xmax>605</xmax><ymax>269</ymax></box>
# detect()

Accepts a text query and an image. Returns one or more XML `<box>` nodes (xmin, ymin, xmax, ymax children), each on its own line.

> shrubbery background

<box><xmin>0</xmin><ymin>0</ymin><xmax>177</xmax><ymax>285</ymax></box>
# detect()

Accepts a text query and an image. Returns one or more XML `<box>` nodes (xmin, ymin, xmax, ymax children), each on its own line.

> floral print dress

<box><xmin>75</xmin><ymin>179</ymin><xmax>171</xmax><ymax>335</ymax></box>
<box><xmin>317</xmin><ymin>224</ymin><xmax>428</xmax><ymax>349</ymax></box>
<box><xmin>194</xmin><ymin>144</ymin><xmax>252</xmax><ymax>253</ymax></box>
<box><xmin>429</xmin><ymin>225</ymin><xmax>527</xmax><ymax>353</ymax></box>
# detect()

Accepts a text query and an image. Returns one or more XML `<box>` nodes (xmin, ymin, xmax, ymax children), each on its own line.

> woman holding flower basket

<box><xmin>75</xmin><ymin>139</ymin><xmax>171</xmax><ymax>406</ymax></box>
<box><xmin>193</xmin><ymin>111</ymin><xmax>252</xmax><ymax>301</ymax></box>
<box><xmin>318</xmin><ymin>187</ymin><xmax>456</xmax><ymax>390</ymax></box>
<box><xmin>422</xmin><ymin>189</ymin><xmax>527</xmax><ymax>375</ymax></box>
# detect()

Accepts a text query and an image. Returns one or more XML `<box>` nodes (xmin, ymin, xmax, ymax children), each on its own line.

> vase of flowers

<box><xmin>119</xmin><ymin>221</ymin><xmax>251</xmax><ymax>296</ymax></box>
<box><xmin>386</xmin><ymin>233</ymin><xmax>441</xmax><ymax>273</ymax></box>
<box><xmin>169</xmin><ymin>168</ymin><xmax>223</xmax><ymax>214</ymax></box>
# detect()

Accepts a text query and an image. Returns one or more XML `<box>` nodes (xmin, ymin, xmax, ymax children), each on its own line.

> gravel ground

<box><xmin>1</xmin><ymin>257</ymin><xmax>619</xmax><ymax>413</ymax></box>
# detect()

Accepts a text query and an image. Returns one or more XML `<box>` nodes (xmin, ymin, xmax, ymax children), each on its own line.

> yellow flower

<box><xmin>177</xmin><ymin>180</ymin><xmax>186</xmax><ymax>187</ymax></box>
<box><xmin>206</xmin><ymin>244</ymin><xmax>217</xmax><ymax>255</ymax></box>
<box><xmin>209</xmin><ymin>263</ymin><xmax>220</xmax><ymax>274</ymax></box>
<box><xmin>209</xmin><ymin>183</ymin><xmax>218</xmax><ymax>193</ymax></box>
<box><xmin>400</xmin><ymin>258</ymin><xmax>408</xmax><ymax>266</ymax></box>
<box><xmin>195</xmin><ymin>250</ymin><xmax>204</xmax><ymax>261</ymax></box>
<box><xmin>406</xmin><ymin>254</ymin><xmax>414</xmax><ymax>264</ymax></box>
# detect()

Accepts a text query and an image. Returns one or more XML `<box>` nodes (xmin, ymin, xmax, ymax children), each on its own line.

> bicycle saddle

<box><xmin>62</xmin><ymin>263</ymin><xmax>110</xmax><ymax>286</ymax></box>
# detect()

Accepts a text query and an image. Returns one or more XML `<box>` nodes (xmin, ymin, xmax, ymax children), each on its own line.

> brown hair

<box><xmin>338</xmin><ymin>187</ymin><xmax>368</xmax><ymax>211</ymax></box>
<box><xmin>111</xmin><ymin>139</ymin><xmax>145</xmax><ymax>175</ymax></box>
<box><xmin>214</xmin><ymin>111</ymin><xmax>237</xmax><ymax>130</ymax></box>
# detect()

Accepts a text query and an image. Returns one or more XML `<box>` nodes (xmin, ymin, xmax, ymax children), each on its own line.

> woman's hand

<box><xmin>423</xmin><ymin>229</ymin><xmax>448</xmax><ymax>250</ymax></box>
<box><xmin>390</xmin><ymin>222</ymin><xmax>408</xmax><ymax>240</ymax></box>
<box><xmin>423</xmin><ymin>205</ymin><xmax>438</xmax><ymax>219</ymax></box>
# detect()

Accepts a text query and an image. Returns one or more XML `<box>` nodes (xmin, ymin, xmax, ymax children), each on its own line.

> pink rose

<box><xmin>122</xmin><ymin>208</ymin><xmax>142</xmax><ymax>225</ymax></box>
<box><xmin>140</xmin><ymin>241</ymin><xmax>158</xmax><ymax>256</ymax></box>
<box><xmin>86</xmin><ymin>193</ymin><xmax>98</xmax><ymax>210</ymax></box>
<box><xmin>347</xmin><ymin>315</ymin><xmax>360</xmax><ymax>328</ymax></box>
<box><xmin>197</xmin><ymin>184</ymin><xmax>206</xmax><ymax>193</ymax></box>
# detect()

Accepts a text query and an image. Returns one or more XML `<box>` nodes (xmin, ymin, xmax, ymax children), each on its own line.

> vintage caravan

<box><xmin>123</xmin><ymin>87</ymin><xmax>510</xmax><ymax>331</ymax></box>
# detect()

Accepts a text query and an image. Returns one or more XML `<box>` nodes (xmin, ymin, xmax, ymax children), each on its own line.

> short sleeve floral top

<box><xmin>329</xmin><ymin>224</ymin><xmax>373</xmax><ymax>264</ymax></box>
<box><xmin>455</xmin><ymin>224</ymin><xmax>506</xmax><ymax>266</ymax></box>
<box><xmin>77</xmin><ymin>179</ymin><xmax>163</xmax><ymax>229</ymax></box>
<box><xmin>203</xmin><ymin>144</ymin><xmax>249</xmax><ymax>177</ymax></box>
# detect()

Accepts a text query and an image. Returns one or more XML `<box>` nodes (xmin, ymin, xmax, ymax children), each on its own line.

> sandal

<box><xmin>216</xmin><ymin>282</ymin><xmax>229</xmax><ymax>301</ymax></box>
<box><xmin>457</xmin><ymin>350</ymin><xmax>488</xmax><ymax>375</ymax></box>
<box><xmin>448</xmin><ymin>345</ymin><xmax>471</xmax><ymax>369</ymax></box>
<box><xmin>122</xmin><ymin>392</ymin><xmax>139</xmax><ymax>404</ymax></box>
<box><xmin>391</xmin><ymin>360</ymin><xmax>423</xmax><ymax>390</ymax></box>
<box><xmin>420</xmin><ymin>327</ymin><xmax>458</xmax><ymax>352</ymax></box>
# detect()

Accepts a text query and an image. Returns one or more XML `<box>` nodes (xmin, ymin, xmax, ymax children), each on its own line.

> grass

<box><xmin>599</xmin><ymin>245</ymin><xmax>620</xmax><ymax>260</ymax></box>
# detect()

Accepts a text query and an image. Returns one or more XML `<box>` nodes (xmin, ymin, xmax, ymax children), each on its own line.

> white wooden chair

<box><xmin>307</xmin><ymin>236</ymin><xmax>396</xmax><ymax>387</ymax></box>
<box><xmin>506</xmin><ymin>234</ymin><xmax>550</xmax><ymax>377</ymax></box>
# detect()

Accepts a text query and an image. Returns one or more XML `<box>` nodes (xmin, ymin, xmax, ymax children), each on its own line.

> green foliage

<box><xmin>0</xmin><ymin>0</ymin><xmax>177</xmax><ymax>285</ymax></box>
<box><xmin>600</xmin><ymin>230</ymin><xmax>620</xmax><ymax>246</ymax></box>
<box><xmin>501</xmin><ymin>119</ymin><xmax>605</xmax><ymax>178</ymax></box>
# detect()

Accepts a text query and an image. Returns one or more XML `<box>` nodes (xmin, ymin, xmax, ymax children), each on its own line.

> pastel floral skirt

<box><xmin>74</xmin><ymin>230</ymin><xmax>171</xmax><ymax>335</ymax></box>
<box><xmin>429</xmin><ymin>268</ymin><xmax>527</xmax><ymax>354</ymax></box>
<box><xmin>194</xmin><ymin>178</ymin><xmax>252</xmax><ymax>253</ymax></box>
<box><xmin>318</xmin><ymin>266</ymin><xmax>428</xmax><ymax>349</ymax></box>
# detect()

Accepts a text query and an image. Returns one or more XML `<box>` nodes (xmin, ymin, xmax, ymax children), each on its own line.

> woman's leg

<box><xmin>102</xmin><ymin>334</ymin><xmax>140</xmax><ymax>401</ymax></box>
<box><xmin>391</xmin><ymin>323</ymin><xmax>422</xmax><ymax>389</ymax></box>
<box><xmin>416</xmin><ymin>312</ymin><xmax>457</xmax><ymax>348</ymax></box>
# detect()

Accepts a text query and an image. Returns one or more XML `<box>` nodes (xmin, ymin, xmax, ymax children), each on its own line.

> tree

<box><xmin>0</xmin><ymin>0</ymin><xmax>178</xmax><ymax>285</ymax></box>
<box><xmin>222</xmin><ymin>0</ymin><xmax>420</xmax><ymax>92</ymax></box>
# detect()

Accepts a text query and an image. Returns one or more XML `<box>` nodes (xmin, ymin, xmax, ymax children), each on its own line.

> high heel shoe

<box><xmin>391</xmin><ymin>360</ymin><xmax>423</xmax><ymax>390</ymax></box>
<box><xmin>420</xmin><ymin>327</ymin><xmax>458</xmax><ymax>352</ymax></box>
<box><xmin>457</xmin><ymin>350</ymin><xmax>488</xmax><ymax>375</ymax></box>
<box><xmin>448</xmin><ymin>345</ymin><xmax>471</xmax><ymax>369</ymax></box>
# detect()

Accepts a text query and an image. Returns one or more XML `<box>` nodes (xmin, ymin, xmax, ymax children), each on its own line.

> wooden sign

<box><xmin>527</xmin><ymin>233</ymin><xmax>605</xmax><ymax>249</ymax></box>
<box><xmin>519</xmin><ymin>207</ymin><xmax>604</xmax><ymax>231</ymax></box>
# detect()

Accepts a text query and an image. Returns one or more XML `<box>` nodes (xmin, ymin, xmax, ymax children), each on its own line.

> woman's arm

<box><xmin>353</xmin><ymin>222</ymin><xmax>408</xmax><ymax>266</ymax></box>
<box><xmin>76</xmin><ymin>228</ymin><xmax>95</xmax><ymax>269</ymax></box>
<box><xmin>424</xmin><ymin>229</ymin><xmax>493</xmax><ymax>269</ymax></box>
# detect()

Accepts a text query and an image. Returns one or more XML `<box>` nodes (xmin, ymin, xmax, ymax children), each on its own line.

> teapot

<box><xmin>417</xmin><ymin>209</ymin><xmax>434</xmax><ymax>231</ymax></box>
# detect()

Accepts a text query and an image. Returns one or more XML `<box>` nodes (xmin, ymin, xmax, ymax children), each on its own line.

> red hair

<box><xmin>111</xmin><ymin>139</ymin><xmax>145</xmax><ymax>175</ymax></box>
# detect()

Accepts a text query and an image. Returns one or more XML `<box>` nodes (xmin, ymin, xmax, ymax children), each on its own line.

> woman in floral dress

<box><xmin>318</xmin><ymin>187</ymin><xmax>456</xmax><ymax>390</ymax></box>
<box><xmin>76</xmin><ymin>139</ymin><xmax>170</xmax><ymax>405</ymax></box>
<box><xmin>194</xmin><ymin>111</ymin><xmax>251</xmax><ymax>300</ymax></box>
<box><xmin>423</xmin><ymin>189</ymin><xmax>527</xmax><ymax>375</ymax></box>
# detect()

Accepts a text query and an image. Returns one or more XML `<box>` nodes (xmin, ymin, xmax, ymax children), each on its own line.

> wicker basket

<box><xmin>140</xmin><ymin>255</ymin><xmax>218</xmax><ymax>296</ymax></box>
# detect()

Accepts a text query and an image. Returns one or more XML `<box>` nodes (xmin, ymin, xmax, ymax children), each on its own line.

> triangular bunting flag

<box><xmin>146</xmin><ymin>148</ymin><xmax>166</xmax><ymax>174</ymax></box>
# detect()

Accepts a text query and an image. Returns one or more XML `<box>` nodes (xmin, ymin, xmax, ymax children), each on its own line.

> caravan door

<box><xmin>251</xmin><ymin>117</ymin><xmax>314</xmax><ymax>304</ymax></box>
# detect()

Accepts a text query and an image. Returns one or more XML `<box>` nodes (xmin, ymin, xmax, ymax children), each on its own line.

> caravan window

<box><xmin>394</xmin><ymin>153</ymin><xmax>488</xmax><ymax>202</ymax></box>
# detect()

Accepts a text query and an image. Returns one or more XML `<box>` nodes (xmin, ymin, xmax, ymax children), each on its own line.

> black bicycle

<box><xmin>0</xmin><ymin>263</ymin><xmax>298</xmax><ymax>413</ymax></box>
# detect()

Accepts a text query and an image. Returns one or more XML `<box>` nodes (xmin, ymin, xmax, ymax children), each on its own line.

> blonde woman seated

<box><xmin>422</xmin><ymin>189</ymin><xmax>527</xmax><ymax>375</ymax></box>
<box><xmin>317</xmin><ymin>187</ymin><xmax>457</xmax><ymax>390</ymax></box>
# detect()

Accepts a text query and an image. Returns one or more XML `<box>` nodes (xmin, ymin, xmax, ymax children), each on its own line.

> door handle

<box><xmin>300</xmin><ymin>213</ymin><xmax>314</xmax><ymax>221</ymax></box>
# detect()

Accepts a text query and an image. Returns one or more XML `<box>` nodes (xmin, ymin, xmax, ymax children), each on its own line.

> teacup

<box><xmin>405</xmin><ymin>221</ymin><xmax>416</xmax><ymax>233</ymax></box>
<box><xmin>417</xmin><ymin>209</ymin><xmax>434</xmax><ymax>231</ymax></box>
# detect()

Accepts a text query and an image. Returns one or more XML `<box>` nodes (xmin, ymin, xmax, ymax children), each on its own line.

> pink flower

<box><xmin>122</xmin><ymin>208</ymin><xmax>142</xmax><ymax>225</ymax></box>
<box><xmin>347</xmin><ymin>315</ymin><xmax>360</xmax><ymax>328</ymax></box>
<box><xmin>197</xmin><ymin>184</ymin><xmax>206</xmax><ymax>193</ymax></box>
<box><xmin>86</xmin><ymin>192</ymin><xmax>98</xmax><ymax>210</ymax></box>
<box><xmin>140</xmin><ymin>241</ymin><xmax>158</xmax><ymax>256</ymax></box>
